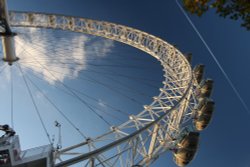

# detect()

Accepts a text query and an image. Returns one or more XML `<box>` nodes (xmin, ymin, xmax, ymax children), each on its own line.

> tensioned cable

<box><xmin>20</xmin><ymin>56</ymin><xmax>152</xmax><ymax>63</ymax></box>
<box><xmin>21</xmin><ymin>61</ymin><xmax>152</xmax><ymax>97</ymax></box>
<box><xmin>23</xmin><ymin>61</ymin><xmax>182</xmax><ymax>109</ymax></box>
<box><xmin>15</xmin><ymin>44</ymin><xmax>113</xmax><ymax>127</ymax></box>
<box><xmin>78</xmin><ymin>68</ymin><xmax>162</xmax><ymax>85</ymax></box>
<box><xmin>18</xmin><ymin>62</ymin><xmax>145</xmax><ymax>106</ymax></box>
<box><xmin>20</xmin><ymin>59</ymin><xmax>161</xmax><ymax>83</ymax></box>
<box><xmin>19</xmin><ymin>65</ymin><xmax>124</xmax><ymax>126</ymax></box>
<box><xmin>14</xmin><ymin>40</ymin><xmax>162</xmax><ymax>85</ymax></box>
<box><xmin>0</xmin><ymin>61</ymin><xmax>5</xmax><ymax>66</ymax></box>
<box><xmin>23</xmin><ymin>64</ymin><xmax>145</xmax><ymax>110</ymax></box>
<box><xmin>18</xmin><ymin>48</ymin><xmax>158</xmax><ymax>71</ymax></box>
<box><xmin>16</xmin><ymin>28</ymin><xmax>155</xmax><ymax>61</ymax></box>
<box><xmin>24</xmin><ymin>73</ymin><xmax>88</xmax><ymax>139</ymax></box>
<box><xmin>175</xmin><ymin>0</ymin><xmax>250</xmax><ymax>115</ymax></box>
<box><xmin>28</xmin><ymin>71</ymin><xmax>137</xmax><ymax>163</ymax></box>
<box><xmin>19</xmin><ymin>60</ymin><xmax>161</xmax><ymax>87</ymax></box>
<box><xmin>14</xmin><ymin>33</ymin><xmax>162</xmax><ymax>80</ymax></box>
<box><xmin>20</xmin><ymin>66</ymin><xmax>125</xmax><ymax>123</ymax></box>
<box><xmin>16</xmin><ymin>41</ymin><xmax>159</xmax><ymax>70</ymax></box>
<box><xmin>83</xmin><ymin>74</ymin><xmax>149</xmax><ymax>105</ymax></box>
<box><xmin>15</xmin><ymin>31</ymin><xmax>156</xmax><ymax>66</ymax></box>
<box><xmin>0</xmin><ymin>64</ymin><xmax>7</xmax><ymax>74</ymax></box>
<box><xmin>86</xmin><ymin>103</ymin><xmax>124</xmax><ymax>122</ymax></box>
<box><xmin>17</xmin><ymin>62</ymin><xmax>52</xmax><ymax>144</ymax></box>
<box><xmin>14</xmin><ymin>36</ymin><xmax>160</xmax><ymax>89</ymax></box>
<box><xmin>20</xmin><ymin>67</ymin><xmax>130</xmax><ymax>117</ymax></box>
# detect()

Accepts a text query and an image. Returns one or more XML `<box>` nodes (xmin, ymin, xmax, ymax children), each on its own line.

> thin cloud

<box><xmin>98</xmin><ymin>99</ymin><xmax>107</xmax><ymax>108</ymax></box>
<box><xmin>14</xmin><ymin>27</ymin><xmax>114</xmax><ymax>84</ymax></box>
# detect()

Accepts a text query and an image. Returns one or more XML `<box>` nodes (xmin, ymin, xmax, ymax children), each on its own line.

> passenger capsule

<box><xmin>194</xmin><ymin>99</ymin><xmax>215</xmax><ymax>131</ymax></box>
<box><xmin>199</xmin><ymin>79</ymin><xmax>213</xmax><ymax>98</ymax></box>
<box><xmin>193</xmin><ymin>64</ymin><xmax>205</xmax><ymax>84</ymax></box>
<box><xmin>173</xmin><ymin>132</ymin><xmax>200</xmax><ymax>167</ymax></box>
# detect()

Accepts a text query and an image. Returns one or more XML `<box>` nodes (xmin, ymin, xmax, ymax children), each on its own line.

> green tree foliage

<box><xmin>182</xmin><ymin>0</ymin><xmax>250</xmax><ymax>30</ymax></box>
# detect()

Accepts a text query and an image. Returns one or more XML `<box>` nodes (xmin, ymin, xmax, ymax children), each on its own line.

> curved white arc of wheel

<box><xmin>8</xmin><ymin>11</ymin><xmax>194</xmax><ymax>166</ymax></box>
<box><xmin>54</xmin><ymin>83</ymin><xmax>193</xmax><ymax>167</ymax></box>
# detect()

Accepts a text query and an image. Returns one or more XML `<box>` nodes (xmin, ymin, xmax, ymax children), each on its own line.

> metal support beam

<box><xmin>89</xmin><ymin>158</ymin><xmax>95</xmax><ymax>167</ymax></box>
<box><xmin>0</xmin><ymin>0</ymin><xmax>11</xmax><ymax>34</ymax></box>
<box><xmin>147</xmin><ymin>124</ymin><xmax>159</xmax><ymax>157</ymax></box>
<box><xmin>146</xmin><ymin>124</ymin><xmax>159</xmax><ymax>166</ymax></box>
<box><xmin>0</xmin><ymin>0</ymin><xmax>18</xmax><ymax>65</ymax></box>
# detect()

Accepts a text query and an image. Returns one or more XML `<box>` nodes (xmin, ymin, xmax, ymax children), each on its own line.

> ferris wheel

<box><xmin>0</xmin><ymin>0</ymin><xmax>215</xmax><ymax>167</ymax></box>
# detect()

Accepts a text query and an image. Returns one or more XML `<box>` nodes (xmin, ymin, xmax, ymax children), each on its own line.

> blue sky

<box><xmin>2</xmin><ymin>0</ymin><xmax>250</xmax><ymax>167</ymax></box>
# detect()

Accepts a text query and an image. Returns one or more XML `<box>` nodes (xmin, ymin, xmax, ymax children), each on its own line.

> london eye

<box><xmin>0</xmin><ymin>0</ymin><xmax>215</xmax><ymax>166</ymax></box>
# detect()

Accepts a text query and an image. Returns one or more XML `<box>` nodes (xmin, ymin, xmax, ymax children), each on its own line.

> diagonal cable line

<box><xmin>24</xmin><ymin>72</ymin><xmax>88</xmax><ymax>139</ymax></box>
<box><xmin>21</xmin><ymin>61</ymin><xmax>157</xmax><ymax>97</ymax></box>
<box><xmin>15</xmin><ymin>43</ymin><xmax>113</xmax><ymax>127</ymax></box>
<box><xmin>0</xmin><ymin>64</ymin><xmax>7</xmax><ymax>74</ymax></box>
<box><xmin>16</xmin><ymin>28</ymin><xmax>154</xmax><ymax>62</ymax></box>
<box><xmin>19</xmin><ymin>66</ymin><xmax>130</xmax><ymax>117</ymax></box>
<box><xmin>19</xmin><ymin>60</ymin><xmax>161</xmax><ymax>87</ymax></box>
<box><xmin>17</xmin><ymin>62</ymin><xmax>52</xmax><ymax>144</ymax></box>
<box><xmin>18</xmin><ymin>60</ymin><xmax>145</xmax><ymax>106</ymax></box>
<box><xmin>22</xmin><ymin>64</ymin><xmax>125</xmax><ymax>123</ymax></box>
<box><xmin>175</xmin><ymin>0</ymin><xmax>250</xmax><ymax>115</ymax></box>
<box><xmin>14</xmin><ymin>38</ymin><xmax>153</xmax><ymax>105</ymax></box>
<box><xmin>15</xmin><ymin>34</ymin><xmax>162</xmax><ymax>84</ymax></box>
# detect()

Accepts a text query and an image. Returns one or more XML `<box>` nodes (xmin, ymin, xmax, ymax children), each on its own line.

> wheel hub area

<box><xmin>0</xmin><ymin>0</ymin><xmax>19</xmax><ymax>65</ymax></box>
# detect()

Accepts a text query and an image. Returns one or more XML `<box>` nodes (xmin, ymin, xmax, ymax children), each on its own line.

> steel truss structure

<box><xmin>5</xmin><ymin>11</ymin><xmax>205</xmax><ymax>167</ymax></box>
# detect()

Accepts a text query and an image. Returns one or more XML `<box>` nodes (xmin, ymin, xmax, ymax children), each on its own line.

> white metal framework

<box><xmin>0</xmin><ymin>8</ymin><xmax>213</xmax><ymax>167</ymax></box>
